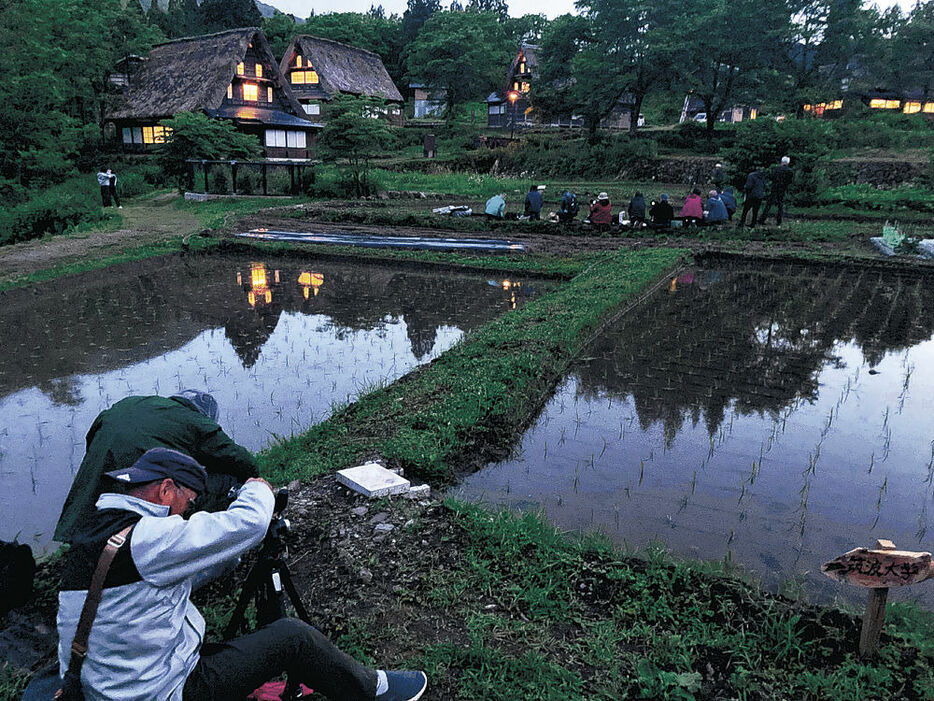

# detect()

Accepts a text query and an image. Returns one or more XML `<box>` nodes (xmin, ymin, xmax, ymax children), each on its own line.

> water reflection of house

<box><xmin>106</xmin><ymin>29</ymin><xmax>320</xmax><ymax>159</ymax></box>
<box><xmin>228</xmin><ymin>262</ymin><xmax>286</xmax><ymax>367</ymax></box>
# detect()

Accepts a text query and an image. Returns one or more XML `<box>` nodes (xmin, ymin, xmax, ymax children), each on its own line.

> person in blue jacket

<box><xmin>703</xmin><ymin>190</ymin><xmax>729</xmax><ymax>224</ymax></box>
<box><xmin>523</xmin><ymin>185</ymin><xmax>543</xmax><ymax>220</ymax></box>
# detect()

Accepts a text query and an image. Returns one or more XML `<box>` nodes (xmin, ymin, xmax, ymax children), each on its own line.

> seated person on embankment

<box><xmin>703</xmin><ymin>190</ymin><xmax>729</xmax><ymax>225</ymax></box>
<box><xmin>485</xmin><ymin>193</ymin><xmax>506</xmax><ymax>220</ymax></box>
<box><xmin>649</xmin><ymin>194</ymin><xmax>674</xmax><ymax>229</ymax></box>
<box><xmin>587</xmin><ymin>192</ymin><xmax>613</xmax><ymax>229</ymax></box>
<box><xmin>55</xmin><ymin>391</ymin><xmax>257</xmax><ymax>544</ymax></box>
<box><xmin>53</xmin><ymin>448</ymin><xmax>427</xmax><ymax>701</ymax></box>
<box><xmin>678</xmin><ymin>188</ymin><xmax>704</xmax><ymax>226</ymax></box>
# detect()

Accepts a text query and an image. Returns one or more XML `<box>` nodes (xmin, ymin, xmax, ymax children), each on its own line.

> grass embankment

<box><xmin>258</xmin><ymin>248</ymin><xmax>686</xmax><ymax>484</ymax></box>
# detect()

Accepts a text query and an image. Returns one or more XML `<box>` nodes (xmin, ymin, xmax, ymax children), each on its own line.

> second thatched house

<box><xmin>278</xmin><ymin>35</ymin><xmax>404</xmax><ymax>125</ymax></box>
<box><xmin>106</xmin><ymin>28</ymin><xmax>320</xmax><ymax>160</ymax></box>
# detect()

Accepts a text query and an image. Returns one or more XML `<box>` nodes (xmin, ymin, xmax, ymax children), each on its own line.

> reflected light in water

<box><xmin>248</xmin><ymin>263</ymin><xmax>273</xmax><ymax>307</ymax></box>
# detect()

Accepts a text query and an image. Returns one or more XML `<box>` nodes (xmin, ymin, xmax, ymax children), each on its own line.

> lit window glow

<box><xmin>903</xmin><ymin>101</ymin><xmax>921</xmax><ymax>114</ymax></box>
<box><xmin>924</xmin><ymin>103</ymin><xmax>934</xmax><ymax>114</ymax></box>
<box><xmin>521</xmin><ymin>82</ymin><xmax>530</xmax><ymax>92</ymax></box>
<box><xmin>227</xmin><ymin>84</ymin><xmax>233</xmax><ymax>99</ymax></box>
<box><xmin>237</xmin><ymin>62</ymin><xmax>244</xmax><ymax>75</ymax></box>
<box><xmin>255</xmin><ymin>63</ymin><xmax>263</xmax><ymax>78</ymax></box>
<box><xmin>267</xmin><ymin>86</ymin><xmax>273</xmax><ymax>102</ymax></box>
<box><xmin>141</xmin><ymin>125</ymin><xmax>170</xmax><ymax>144</ymax></box>
<box><xmin>750</xmin><ymin>108</ymin><xmax>757</xmax><ymax>119</ymax></box>
<box><xmin>290</xmin><ymin>70</ymin><xmax>318</xmax><ymax>85</ymax></box>
<box><xmin>295</xmin><ymin>55</ymin><xmax>302</xmax><ymax>68</ymax></box>
<box><xmin>870</xmin><ymin>98</ymin><xmax>901</xmax><ymax>109</ymax></box>
<box><xmin>243</xmin><ymin>83</ymin><xmax>258</xmax><ymax>101</ymax></box>
<box><xmin>830</xmin><ymin>100</ymin><xmax>843</xmax><ymax>109</ymax></box>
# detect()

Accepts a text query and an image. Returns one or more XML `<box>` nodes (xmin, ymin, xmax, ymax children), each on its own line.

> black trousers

<box><xmin>760</xmin><ymin>192</ymin><xmax>785</xmax><ymax>225</ymax></box>
<box><xmin>739</xmin><ymin>196</ymin><xmax>762</xmax><ymax>226</ymax></box>
<box><xmin>100</xmin><ymin>186</ymin><xmax>111</xmax><ymax>207</ymax></box>
<box><xmin>183</xmin><ymin>618</ymin><xmax>377</xmax><ymax>701</ymax></box>
<box><xmin>110</xmin><ymin>184</ymin><xmax>121</xmax><ymax>207</ymax></box>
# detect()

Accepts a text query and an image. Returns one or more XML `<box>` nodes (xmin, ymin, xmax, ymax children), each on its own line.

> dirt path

<box><xmin>0</xmin><ymin>194</ymin><xmax>200</xmax><ymax>288</ymax></box>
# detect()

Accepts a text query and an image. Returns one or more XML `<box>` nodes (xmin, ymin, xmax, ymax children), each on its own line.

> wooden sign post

<box><xmin>822</xmin><ymin>539</ymin><xmax>934</xmax><ymax>659</ymax></box>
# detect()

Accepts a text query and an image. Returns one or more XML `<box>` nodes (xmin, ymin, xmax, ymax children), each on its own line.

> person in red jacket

<box><xmin>679</xmin><ymin>188</ymin><xmax>704</xmax><ymax>226</ymax></box>
<box><xmin>588</xmin><ymin>192</ymin><xmax>613</xmax><ymax>229</ymax></box>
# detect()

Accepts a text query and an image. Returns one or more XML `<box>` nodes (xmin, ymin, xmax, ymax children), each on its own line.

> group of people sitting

<box><xmin>480</xmin><ymin>156</ymin><xmax>793</xmax><ymax>232</ymax></box>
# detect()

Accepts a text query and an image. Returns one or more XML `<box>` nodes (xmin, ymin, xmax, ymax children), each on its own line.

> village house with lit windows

<box><xmin>487</xmin><ymin>46</ymin><xmax>642</xmax><ymax>131</ymax></box>
<box><xmin>106</xmin><ymin>28</ymin><xmax>320</xmax><ymax>160</ymax></box>
<box><xmin>278</xmin><ymin>35</ymin><xmax>404</xmax><ymax>125</ymax></box>
<box><xmin>802</xmin><ymin>90</ymin><xmax>934</xmax><ymax>119</ymax></box>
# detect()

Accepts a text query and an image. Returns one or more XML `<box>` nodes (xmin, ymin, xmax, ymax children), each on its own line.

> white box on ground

<box><xmin>337</xmin><ymin>462</ymin><xmax>411</xmax><ymax>498</ymax></box>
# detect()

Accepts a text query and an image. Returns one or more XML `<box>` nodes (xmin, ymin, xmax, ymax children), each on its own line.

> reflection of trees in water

<box><xmin>575</xmin><ymin>265</ymin><xmax>934</xmax><ymax>441</ymax></box>
<box><xmin>0</xmin><ymin>255</ymin><xmax>536</xmax><ymax>404</ymax></box>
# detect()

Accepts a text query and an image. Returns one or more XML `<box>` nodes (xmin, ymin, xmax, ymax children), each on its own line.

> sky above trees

<box><xmin>262</xmin><ymin>0</ymin><xmax>916</xmax><ymax>20</ymax></box>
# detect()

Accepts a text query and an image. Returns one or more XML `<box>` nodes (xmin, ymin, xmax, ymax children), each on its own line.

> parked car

<box><xmin>693</xmin><ymin>113</ymin><xmax>707</xmax><ymax>123</ymax></box>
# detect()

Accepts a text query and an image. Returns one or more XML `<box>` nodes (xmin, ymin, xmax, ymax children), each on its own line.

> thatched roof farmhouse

<box><xmin>279</xmin><ymin>35</ymin><xmax>404</xmax><ymax>125</ymax></box>
<box><xmin>107</xmin><ymin>28</ymin><xmax>320</xmax><ymax>159</ymax></box>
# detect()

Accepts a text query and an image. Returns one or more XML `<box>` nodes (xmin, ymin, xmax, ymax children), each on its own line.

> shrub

<box><xmin>114</xmin><ymin>162</ymin><xmax>166</xmax><ymax>198</ymax></box>
<box><xmin>816</xmin><ymin>184</ymin><xmax>934</xmax><ymax>212</ymax></box>
<box><xmin>726</xmin><ymin>120</ymin><xmax>834</xmax><ymax>205</ymax></box>
<box><xmin>0</xmin><ymin>177</ymin><xmax>110</xmax><ymax>245</ymax></box>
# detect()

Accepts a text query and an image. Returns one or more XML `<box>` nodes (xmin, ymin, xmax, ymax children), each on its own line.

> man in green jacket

<box><xmin>54</xmin><ymin>391</ymin><xmax>258</xmax><ymax>543</ymax></box>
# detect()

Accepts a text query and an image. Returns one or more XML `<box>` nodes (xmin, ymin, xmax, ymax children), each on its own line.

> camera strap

<box><xmin>58</xmin><ymin>525</ymin><xmax>134</xmax><ymax>697</ymax></box>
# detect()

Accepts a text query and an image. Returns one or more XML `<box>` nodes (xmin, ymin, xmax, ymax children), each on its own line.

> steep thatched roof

<box><xmin>281</xmin><ymin>35</ymin><xmax>403</xmax><ymax>103</ymax></box>
<box><xmin>108</xmin><ymin>28</ymin><xmax>308</xmax><ymax>121</ymax></box>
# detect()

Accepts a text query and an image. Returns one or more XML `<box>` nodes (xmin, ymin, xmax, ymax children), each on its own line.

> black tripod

<box><xmin>225</xmin><ymin>488</ymin><xmax>312</xmax><ymax>698</ymax></box>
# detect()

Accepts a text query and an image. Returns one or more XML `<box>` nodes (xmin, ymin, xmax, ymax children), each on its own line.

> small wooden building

<box><xmin>107</xmin><ymin>28</ymin><xmax>320</xmax><ymax>160</ymax></box>
<box><xmin>410</xmin><ymin>83</ymin><xmax>445</xmax><ymax>119</ymax></box>
<box><xmin>278</xmin><ymin>36</ymin><xmax>404</xmax><ymax>125</ymax></box>
<box><xmin>679</xmin><ymin>95</ymin><xmax>759</xmax><ymax>124</ymax></box>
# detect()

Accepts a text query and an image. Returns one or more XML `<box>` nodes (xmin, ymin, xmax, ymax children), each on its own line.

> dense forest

<box><xmin>0</xmin><ymin>0</ymin><xmax>930</xmax><ymax>202</ymax></box>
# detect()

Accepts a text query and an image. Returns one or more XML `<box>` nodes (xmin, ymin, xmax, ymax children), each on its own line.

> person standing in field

<box><xmin>97</xmin><ymin>168</ymin><xmax>112</xmax><ymax>207</ymax></box>
<box><xmin>107</xmin><ymin>168</ymin><xmax>122</xmax><ymax>209</ymax></box>
<box><xmin>739</xmin><ymin>165</ymin><xmax>768</xmax><ymax>227</ymax></box>
<box><xmin>760</xmin><ymin>156</ymin><xmax>793</xmax><ymax>225</ymax></box>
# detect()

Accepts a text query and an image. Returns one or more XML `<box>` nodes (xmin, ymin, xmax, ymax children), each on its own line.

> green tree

<box><xmin>505</xmin><ymin>13</ymin><xmax>548</xmax><ymax>47</ymax></box>
<box><xmin>0</xmin><ymin>0</ymin><xmax>160</xmax><ymax>188</ymax></box>
<box><xmin>466</xmin><ymin>0</ymin><xmax>509</xmax><ymax>22</ymax></box>
<box><xmin>155</xmin><ymin>112</ymin><xmax>261</xmax><ymax>188</ymax></box>
<box><xmin>318</xmin><ymin>95</ymin><xmax>395</xmax><ymax>197</ymax></box>
<box><xmin>669</xmin><ymin>0</ymin><xmax>790</xmax><ymax>136</ymax></box>
<box><xmin>148</xmin><ymin>0</ymin><xmax>202</xmax><ymax>38</ymax></box>
<box><xmin>402</xmin><ymin>0</ymin><xmax>441</xmax><ymax>45</ymax></box>
<box><xmin>889</xmin><ymin>2</ymin><xmax>934</xmax><ymax>100</ymax></box>
<box><xmin>302</xmin><ymin>12</ymin><xmax>405</xmax><ymax>85</ymax></box>
<box><xmin>263</xmin><ymin>12</ymin><xmax>299</xmax><ymax>57</ymax></box>
<box><xmin>199</xmin><ymin>0</ymin><xmax>262</xmax><ymax>33</ymax></box>
<box><xmin>405</xmin><ymin>10</ymin><xmax>511</xmax><ymax>120</ymax></box>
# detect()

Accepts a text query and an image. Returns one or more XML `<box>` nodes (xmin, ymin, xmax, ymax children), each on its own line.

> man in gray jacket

<box><xmin>56</xmin><ymin>448</ymin><xmax>427</xmax><ymax>701</ymax></box>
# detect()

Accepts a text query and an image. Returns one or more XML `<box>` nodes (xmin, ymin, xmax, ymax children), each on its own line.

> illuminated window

<box><xmin>750</xmin><ymin>108</ymin><xmax>757</xmax><ymax>119</ymax></box>
<box><xmin>307</xmin><ymin>70</ymin><xmax>318</xmax><ymax>84</ymax></box>
<box><xmin>255</xmin><ymin>63</ymin><xmax>263</xmax><ymax>78</ymax></box>
<box><xmin>870</xmin><ymin>98</ymin><xmax>885</xmax><ymax>108</ymax></box>
<box><xmin>903</xmin><ymin>101</ymin><xmax>921</xmax><ymax>114</ymax></box>
<box><xmin>886</xmin><ymin>99</ymin><xmax>900</xmax><ymax>109</ymax></box>
<box><xmin>142</xmin><ymin>126</ymin><xmax>154</xmax><ymax>144</ymax></box>
<box><xmin>803</xmin><ymin>104</ymin><xmax>812</xmax><ymax>111</ymax></box>
<box><xmin>227</xmin><ymin>84</ymin><xmax>233</xmax><ymax>100</ymax></box>
<box><xmin>267</xmin><ymin>86</ymin><xmax>273</xmax><ymax>102</ymax></box>
<box><xmin>243</xmin><ymin>83</ymin><xmax>258</xmax><ymax>101</ymax></box>
<box><xmin>871</xmin><ymin>98</ymin><xmax>900</xmax><ymax>109</ymax></box>
<box><xmin>237</xmin><ymin>62</ymin><xmax>244</xmax><ymax>75</ymax></box>
<box><xmin>513</xmin><ymin>81</ymin><xmax>519</xmax><ymax>91</ymax></box>
<box><xmin>295</xmin><ymin>54</ymin><xmax>302</xmax><ymax>68</ymax></box>
<box><xmin>521</xmin><ymin>82</ymin><xmax>530</xmax><ymax>92</ymax></box>
<box><xmin>519</xmin><ymin>62</ymin><xmax>526</xmax><ymax>73</ymax></box>
<box><xmin>924</xmin><ymin>103</ymin><xmax>934</xmax><ymax>114</ymax></box>
<box><xmin>829</xmin><ymin>100</ymin><xmax>843</xmax><ymax>109</ymax></box>
<box><xmin>291</xmin><ymin>71</ymin><xmax>304</xmax><ymax>85</ymax></box>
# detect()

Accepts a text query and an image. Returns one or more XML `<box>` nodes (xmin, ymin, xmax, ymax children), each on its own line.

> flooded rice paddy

<box><xmin>456</xmin><ymin>263</ymin><xmax>934</xmax><ymax>605</ymax></box>
<box><xmin>0</xmin><ymin>253</ymin><xmax>547</xmax><ymax>550</ymax></box>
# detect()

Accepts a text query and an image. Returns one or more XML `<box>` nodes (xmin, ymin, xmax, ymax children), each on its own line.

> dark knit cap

<box><xmin>106</xmin><ymin>447</ymin><xmax>207</xmax><ymax>494</ymax></box>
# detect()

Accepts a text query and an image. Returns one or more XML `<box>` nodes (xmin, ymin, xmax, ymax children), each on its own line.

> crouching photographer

<box><xmin>27</xmin><ymin>448</ymin><xmax>426</xmax><ymax>701</ymax></box>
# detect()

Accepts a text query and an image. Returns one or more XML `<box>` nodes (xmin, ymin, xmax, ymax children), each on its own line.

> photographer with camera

<box><xmin>55</xmin><ymin>391</ymin><xmax>258</xmax><ymax>544</ymax></box>
<box><xmin>46</xmin><ymin>447</ymin><xmax>427</xmax><ymax>701</ymax></box>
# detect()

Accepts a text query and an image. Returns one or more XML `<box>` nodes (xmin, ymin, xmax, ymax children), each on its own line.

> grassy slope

<box><xmin>258</xmin><ymin>248</ymin><xmax>686</xmax><ymax>484</ymax></box>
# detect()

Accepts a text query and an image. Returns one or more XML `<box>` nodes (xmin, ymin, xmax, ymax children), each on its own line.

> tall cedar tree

<box><xmin>200</xmin><ymin>0</ymin><xmax>262</xmax><ymax>33</ymax></box>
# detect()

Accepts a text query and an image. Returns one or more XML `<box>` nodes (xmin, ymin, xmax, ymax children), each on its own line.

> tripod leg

<box><xmin>278</xmin><ymin>563</ymin><xmax>312</xmax><ymax>625</ymax></box>
<box><xmin>224</xmin><ymin>562</ymin><xmax>266</xmax><ymax>639</ymax></box>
